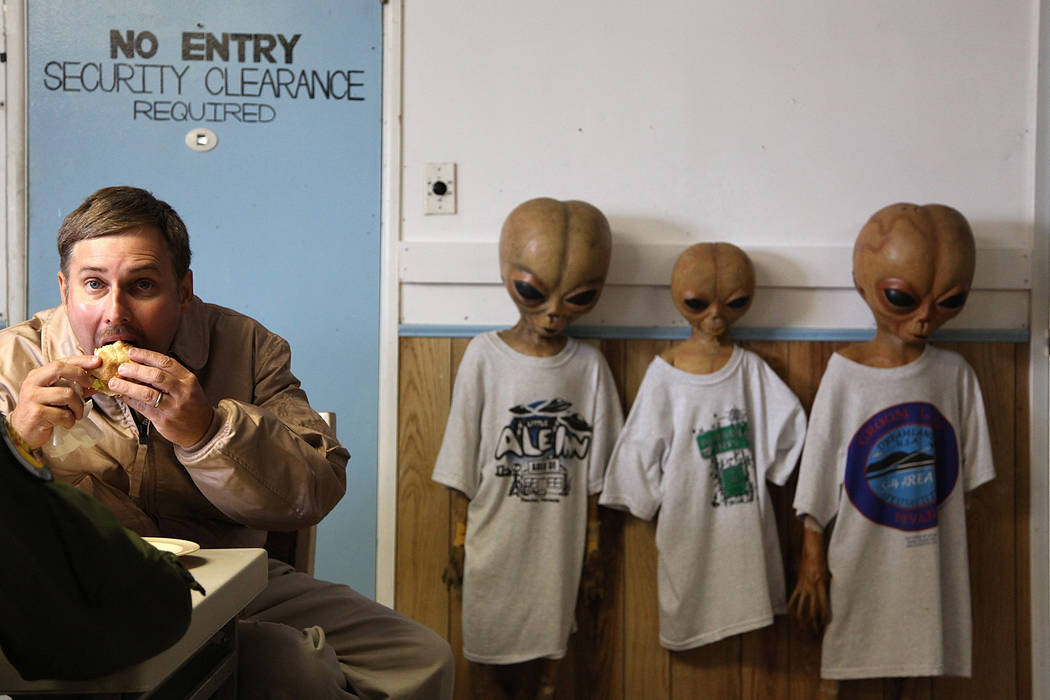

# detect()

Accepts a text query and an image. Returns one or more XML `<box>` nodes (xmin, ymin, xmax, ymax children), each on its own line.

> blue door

<box><xmin>27</xmin><ymin>0</ymin><xmax>383</xmax><ymax>596</ymax></box>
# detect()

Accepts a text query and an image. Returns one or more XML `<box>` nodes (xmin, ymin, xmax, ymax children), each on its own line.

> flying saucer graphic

<box><xmin>845</xmin><ymin>402</ymin><xmax>958</xmax><ymax>531</ymax></box>
<box><xmin>495</xmin><ymin>397</ymin><xmax>593</xmax><ymax>501</ymax></box>
<box><xmin>864</xmin><ymin>447</ymin><xmax>937</xmax><ymax>508</ymax></box>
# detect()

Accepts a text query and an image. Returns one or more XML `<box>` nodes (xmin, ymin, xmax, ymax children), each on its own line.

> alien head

<box><xmin>499</xmin><ymin>198</ymin><xmax>612</xmax><ymax>339</ymax></box>
<box><xmin>671</xmin><ymin>242</ymin><xmax>755</xmax><ymax>338</ymax></box>
<box><xmin>852</xmin><ymin>203</ymin><xmax>975</xmax><ymax>347</ymax></box>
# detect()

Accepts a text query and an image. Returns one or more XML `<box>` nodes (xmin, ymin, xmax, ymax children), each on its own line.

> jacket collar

<box><xmin>169</xmin><ymin>296</ymin><xmax>210</xmax><ymax>371</ymax></box>
<box><xmin>41</xmin><ymin>296</ymin><xmax>210</xmax><ymax>372</ymax></box>
<box><xmin>40</xmin><ymin>305</ymin><xmax>82</xmax><ymax>362</ymax></box>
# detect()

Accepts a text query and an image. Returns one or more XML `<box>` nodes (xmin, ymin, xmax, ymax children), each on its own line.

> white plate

<box><xmin>143</xmin><ymin>537</ymin><xmax>200</xmax><ymax>556</ymax></box>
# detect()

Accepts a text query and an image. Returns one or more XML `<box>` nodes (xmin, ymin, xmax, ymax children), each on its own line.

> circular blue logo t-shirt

<box><xmin>844</xmin><ymin>402</ymin><xmax>959</xmax><ymax>532</ymax></box>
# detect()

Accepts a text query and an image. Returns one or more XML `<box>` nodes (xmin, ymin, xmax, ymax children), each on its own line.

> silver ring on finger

<box><xmin>152</xmin><ymin>391</ymin><xmax>164</xmax><ymax>408</ymax></box>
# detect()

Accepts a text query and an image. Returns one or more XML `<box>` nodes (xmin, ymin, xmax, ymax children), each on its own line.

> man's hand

<box><xmin>9</xmin><ymin>356</ymin><xmax>101</xmax><ymax>449</ymax></box>
<box><xmin>109</xmin><ymin>346</ymin><xmax>214</xmax><ymax>448</ymax></box>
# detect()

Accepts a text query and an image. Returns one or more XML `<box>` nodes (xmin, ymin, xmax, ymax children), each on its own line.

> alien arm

<box><xmin>442</xmin><ymin>488</ymin><xmax>469</xmax><ymax>588</ymax></box>
<box><xmin>788</xmin><ymin>514</ymin><xmax>830</xmax><ymax>634</ymax></box>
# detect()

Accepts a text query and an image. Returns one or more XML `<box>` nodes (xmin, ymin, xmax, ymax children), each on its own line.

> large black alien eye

<box><xmin>684</xmin><ymin>298</ymin><xmax>709</xmax><ymax>311</ymax></box>
<box><xmin>514</xmin><ymin>280</ymin><xmax>545</xmax><ymax>302</ymax></box>
<box><xmin>565</xmin><ymin>289</ymin><xmax>598</xmax><ymax>306</ymax></box>
<box><xmin>938</xmin><ymin>292</ymin><xmax>967</xmax><ymax>309</ymax></box>
<box><xmin>883</xmin><ymin>288</ymin><xmax>918</xmax><ymax>309</ymax></box>
<box><xmin>727</xmin><ymin>296</ymin><xmax>751</xmax><ymax>309</ymax></box>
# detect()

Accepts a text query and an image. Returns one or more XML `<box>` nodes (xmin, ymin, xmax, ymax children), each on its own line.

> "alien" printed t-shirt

<box><xmin>432</xmin><ymin>331</ymin><xmax>623</xmax><ymax>664</ymax></box>
<box><xmin>600</xmin><ymin>347</ymin><xmax>807</xmax><ymax>650</ymax></box>
<box><xmin>793</xmin><ymin>346</ymin><xmax>995</xmax><ymax>679</ymax></box>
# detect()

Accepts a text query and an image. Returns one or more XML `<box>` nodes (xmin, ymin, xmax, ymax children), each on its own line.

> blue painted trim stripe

<box><xmin>398</xmin><ymin>324</ymin><xmax>1030</xmax><ymax>343</ymax></box>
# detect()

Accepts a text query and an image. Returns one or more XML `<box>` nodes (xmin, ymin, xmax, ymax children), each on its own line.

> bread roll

<box><xmin>91</xmin><ymin>341</ymin><xmax>132</xmax><ymax>396</ymax></box>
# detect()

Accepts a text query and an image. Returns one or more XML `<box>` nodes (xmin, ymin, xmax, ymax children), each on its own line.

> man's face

<box><xmin>671</xmin><ymin>243</ymin><xmax>754</xmax><ymax>336</ymax></box>
<box><xmin>57</xmin><ymin>226</ymin><xmax>192</xmax><ymax>354</ymax></box>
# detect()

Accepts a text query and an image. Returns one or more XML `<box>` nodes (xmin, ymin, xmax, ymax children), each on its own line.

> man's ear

<box><xmin>58</xmin><ymin>271</ymin><xmax>68</xmax><ymax>301</ymax></box>
<box><xmin>178</xmin><ymin>270</ymin><xmax>194</xmax><ymax>312</ymax></box>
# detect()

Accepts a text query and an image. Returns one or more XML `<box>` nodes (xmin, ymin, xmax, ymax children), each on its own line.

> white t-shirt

<box><xmin>432</xmin><ymin>331</ymin><xmax>624</xmax><ymax>664</ymax></box>
<box><xmin>600</xmin><ymin>347</ymin><xmax>807</xmax><ymax>650</ymax></box>
<box><xmin>793</xmin><ymin>346</ymin><xmax>995</xmax><ymax>679</ymax></box>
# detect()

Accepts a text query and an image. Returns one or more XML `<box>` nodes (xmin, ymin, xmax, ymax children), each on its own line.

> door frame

<box><xmin>376</xmin><ymin>0</ymin><xmax>403</xmax><ymax>606</ymax></box>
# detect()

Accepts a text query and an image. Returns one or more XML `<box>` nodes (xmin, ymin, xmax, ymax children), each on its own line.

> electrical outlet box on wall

<box><xmin>424</xmin><ymin>162</ymin><xmax>456</xmax><ymax>215</ymax></box>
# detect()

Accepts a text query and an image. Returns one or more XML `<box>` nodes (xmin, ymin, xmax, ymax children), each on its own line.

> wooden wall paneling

<box><xmin>884</xmin><ymin>677</ymin><xmax>932</xmax><ymax>700</ymax></box>
<box><xmin>839</xmin><ymin>677</ymin><xmax>934</xmax><ymax>700</ymax></box>
<box><xmin>932</xmin><ymin>343</ymin><xmax>1017</xmax><ymax>698</ymax></box>
<box><xmin>580</xmin><ymin>504</ymin><xmax>628</xmax><ymax>700</ymax></box>
<box><xmin>620</xmin><ymin>340</ymin><xmax>673</xmax><ymax>698</ymax></box>
<box><xmin>620</xmin><ymin>491</ymin><xmax>664</xmax><ymax>696</ymax></box>
<box><xmin>1014</xmin><ymin>343</ymin><xmax>1032</xmax><ymax>700</ymax></box>
<box><xmin>551</xmin><ymin>641</ymin><xmax>580</xmax><ymax>700</ymax></box>
<box><xmin>742</xmin><ymin>615</ymin><xmax>793</xmax><ymax>700</ymax></box>
<box><xmin>838</xmin><ymin>680</ymin><xmax>886</xmax><ymax>699</ymax></box>
<box><xmin>396</xmin><ymin>337</ymin><xmax>453</xmax><ymax>638</ymax></box>
<box><xmin>672</xmin><ymin>637</ymin><xmax>742</xmax><ymax>699</ymax></box>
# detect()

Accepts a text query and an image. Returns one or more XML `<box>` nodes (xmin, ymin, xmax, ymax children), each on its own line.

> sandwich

<box><xmin>90</xmin><ymin>341</ymin><xmax>133</xmax><ymax>396</ymax></box>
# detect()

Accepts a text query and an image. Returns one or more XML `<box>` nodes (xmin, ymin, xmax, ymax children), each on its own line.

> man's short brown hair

<box><xmin>57</xmin><ymin>186</ymin><xmax>191</xmax><ymax>280</ymax></box>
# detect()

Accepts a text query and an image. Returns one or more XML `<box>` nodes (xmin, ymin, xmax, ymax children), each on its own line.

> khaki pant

<box><xmin>238</xmin><ymin>560</ymin><xmax>454</xmax><ymax>699</ymax></box>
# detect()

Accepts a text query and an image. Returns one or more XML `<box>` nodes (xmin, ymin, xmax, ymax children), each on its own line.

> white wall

<box><xmin>398</xmin><ymin>0</ymin><xmax>1038</xmax><ymax>333</ymax></box>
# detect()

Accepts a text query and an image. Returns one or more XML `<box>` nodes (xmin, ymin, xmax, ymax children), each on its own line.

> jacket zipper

<box><xmin>133</xmin><ymin>412</ymin><xmax>155</xmax><ymax>515</ymax></box>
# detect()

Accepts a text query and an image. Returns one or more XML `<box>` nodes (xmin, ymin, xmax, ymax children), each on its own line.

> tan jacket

<box><xmin>0</xmin><ymin>298</ymin><xmax>349</xmax><ymax>548</ymax></box>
